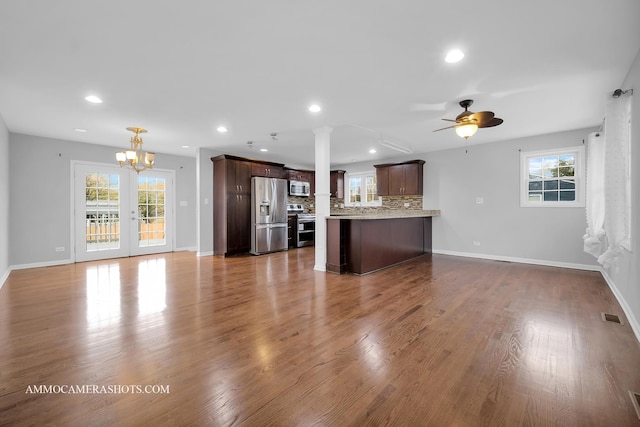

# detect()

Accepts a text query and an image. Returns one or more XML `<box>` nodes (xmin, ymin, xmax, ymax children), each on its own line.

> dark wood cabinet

<box><xmin>251</xmin><ymin>162</ymin><xmax>285</xmax><ymax>178</ymax></box>
<box><xmin>330</xmin><ymin>170</ymin><xmax>345</xmax><ymax>198</ymax></box>
<box><xmin>374</xmin><ymin>160</ymin><xmax>424</xmax><ymax>196</ymax></box>
<box><xmin>213</xmin><ymin>154</ymin><xmax>286</xmax><ymax>256</ymax></box>
<box><xmin>287</xmin><ymin>215</ymin><xmax>296</xmax><ymax>248</ymax></box>
<box><xmin>213</xmin><ymin>155</ymin><xmax>252</xmax><ymax>256</ymax></box>
<box><xmin>227</xmin><ymin>158</ymin><xmax>252</xmax><ymax>195</ymax></box>
<box><xmin>226</xmin><ymin>193</ymin><xmax>251</xmax><ymax>253</ymax></box>
<box><xmin>286</xmin><ymin>169</ymin><xmax>310</xmax><ymax>182</ymax></box>
<box><xmin>326</xmin><ymin>216</ymin><xmax>433</xmax><ymax>275</ymax></box>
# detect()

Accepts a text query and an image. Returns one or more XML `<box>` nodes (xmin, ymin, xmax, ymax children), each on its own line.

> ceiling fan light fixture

<box><xmin>455</xmin><ymin>124</ymin><xmax>478</xmax><ymax>139</ymax></box>
<box><xmin>445</xmin><ymin>49</ymin><xmax>464</xmax><ymax>63</ymax></box>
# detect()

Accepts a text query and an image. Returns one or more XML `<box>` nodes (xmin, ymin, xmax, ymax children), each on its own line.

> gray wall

<box><xmin>196</xmin><ymin>147</ymin><xmax>218</xmax><ymax>256</ymax></box>
<box><xmin>9</xmin><ymin>133</ymin><xmax>197</xmax><ymax>267</ymax></box>
<box><xmin>336</xmin><ymin>127</ymin><xmax>599</xmax><ymax>268</ymax></box>
<box><xmin>604</xmin><ymin>47</ymin><xmax>640</xmax><ymax>338</ymax></box>
<box><xmin>0</xmin><ymin>114</ymin><xmax>9</xmax><ymax>285</ymax></box>
<box><xmin>423</xmin><ymin>129</ymin><xmax>597</xmax><ymax>267</ymax></box>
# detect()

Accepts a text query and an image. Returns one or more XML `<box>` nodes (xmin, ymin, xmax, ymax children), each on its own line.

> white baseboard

<box><xmin>10</xmin><ymin>258</ymin><xmax>73</xmax><ymax>271</ymax></box>
<box><xmin>432</xmin><ymin>249</ymin><xmax>601</xmax><ymax>271</ymax></box>
<box><xmin>599</xmin><ymin>269</ymin><xmax>640</xmax><ymax>344</ymax></box>
<box><xmin>175</xmin><ymin>246</ymin><xmax>197</xmax><ymax>253</ymax></box>
<box><xmin>0</xmin><ymin>267</ymin><xmax>10</xmax><ymax>291</ymax></box>
<box><xmin>196</xmin><ymin>251</ymin><xmax>214</xmax><ymax>257</ymax></box>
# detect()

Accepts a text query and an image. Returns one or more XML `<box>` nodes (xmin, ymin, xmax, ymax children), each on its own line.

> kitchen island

<box><xmin>326</xmin><ymin>210</ymin><xmax>440</xmax><ymax>275</ymax></box>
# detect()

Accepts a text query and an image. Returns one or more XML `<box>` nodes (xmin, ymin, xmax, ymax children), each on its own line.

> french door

<box><xmin>74</xmin><ymin>163</ymin><xmax>174</xmax><ymax>262</ymax></box>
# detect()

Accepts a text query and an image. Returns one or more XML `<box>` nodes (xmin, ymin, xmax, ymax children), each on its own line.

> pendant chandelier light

<box><xmin>115</xmin><ymin>127</ymin><xmax>155</xmax><ymax>173</ymax></box>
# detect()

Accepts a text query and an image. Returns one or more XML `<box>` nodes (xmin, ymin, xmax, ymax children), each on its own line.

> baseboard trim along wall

<box><xmin>432</xmin><ymin>249</ymin><xmax>601</xmax><ymax>271</ymax></box>
<box><xmin>0</xmin><ymin>268</ymin><xmax>10</xmax><ymax>291</ymax></box>
<box><xmin>600</xmin><ymin>269</ymin><xmax>640</xmax><ymax>344</ymax></box>
<box><xmin>175</xmin><ymin>246</ymin><xmax>197</xmax><ymax>253</ymax></box>
<box><xmin>196</xmin><ymin>251</ymin><xmax>214</xmax><ymax>257</ymax></box>
<box><xmin>10</xmin><ymin>258</ymin><xmax>74</xmax><ymax>271</ymax></box>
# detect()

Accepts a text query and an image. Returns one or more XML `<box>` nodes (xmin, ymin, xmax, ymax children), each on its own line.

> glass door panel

<box><xmin>130</xmin><ymin>170</ymin><xmax>173</xmax><ymax>256</ymax></box>
<box><xmin>75</xmin><ymin>164</ymin><xmax>129</xmax><ymax>261</ymax></box>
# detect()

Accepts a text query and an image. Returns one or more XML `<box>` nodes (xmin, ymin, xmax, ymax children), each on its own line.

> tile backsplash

<box><xmin>287</xmin><ymin>195</ymin><xmax>423</xmax><ymax>214</ymax></box>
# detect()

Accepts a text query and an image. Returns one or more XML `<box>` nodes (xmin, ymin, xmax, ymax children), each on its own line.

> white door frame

<box><xmin>70</xmin><ymin>161</ymin><xmax>176</xmax><ymax>262</ymax></box>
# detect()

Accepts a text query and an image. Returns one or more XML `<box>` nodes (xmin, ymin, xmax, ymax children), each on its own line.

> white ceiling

<box><xmin>1</xmin><ymin>1</ymin><xmax>639</xmax><ymax>168</ymax></box>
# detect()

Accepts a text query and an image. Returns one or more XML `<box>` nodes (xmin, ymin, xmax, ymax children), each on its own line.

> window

<box><xmin>520</xmin><ymin>146</ymin><xmax>585</xmax><ymax>207</ymax></box>
<box><xmin>345</xmin><ymin>171</ymin><xmax>381</xmax><ymax>207</ymax></box>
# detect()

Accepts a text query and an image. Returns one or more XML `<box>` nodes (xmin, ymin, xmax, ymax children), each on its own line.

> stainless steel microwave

<box><xmin>289</xmin><ymin>180</ymin><xmax>310</xmax><ymax>197</ymax></box>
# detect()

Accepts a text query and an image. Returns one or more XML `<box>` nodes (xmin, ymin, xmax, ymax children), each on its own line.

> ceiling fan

<box><xmin>433</xmin><ymin>99</ymin><xmax>503</xmax><ymax>139</ymax></box>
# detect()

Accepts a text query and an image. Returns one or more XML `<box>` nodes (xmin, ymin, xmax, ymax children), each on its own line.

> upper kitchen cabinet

<box><xmin>285</xmin><ymin>168</ymin><xmax>312</xmax><ymax>182</ymax></box>
<box><xmin>251</xmin><ymin>161</ymin><xmax>286</xmax><ymax>178</ymax></box>
<box><xmin>374</xmin><ymin>160</ymin><xmax>425</xmax><ymax>196</ymax></box>
<box><xmin>330</xmin><ymin>170</ymin><xmax>345</xmax><ymax>198</ymax></box>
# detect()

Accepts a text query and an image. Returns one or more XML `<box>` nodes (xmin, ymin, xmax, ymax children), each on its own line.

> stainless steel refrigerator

<box><xmin>250</xmin><ymin>176</ymin><xmax>288</xmax><ymax>255</ymax></box>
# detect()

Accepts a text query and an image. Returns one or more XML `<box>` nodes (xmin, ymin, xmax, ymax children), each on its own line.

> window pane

<box><xmin>558</xmin><ymin>165</ymin><xmax>575</xmax><ymax>177</ymax></box>
<box><xmin>528</xmin><ymin>192</ymin><xmax>542</xmax><ymax>202</ymax></box>
<box><xmin>543</xmin><ymin>180</ymin><xmax>558</xmax><ymax>190</ymax></box>
<box><xmin>541</xmin><ymin>156</ymin><xmax>558</xmax><ymax>178</ymax></box>
<box><xmin>349</xmin><ymin>177</ymin><xmax>361</xmax><ymax>203</ymax></box>
<box><xmin>559</xmin><ymin>179</ymin><xmax>575</xmax><ymax>190</ymax></box>
<box><xmin>528</xmin><ymin>181</ymin><xmax>542</xmax><ymax>191</ymax></box>
<box><xmin>543</xmin><ymin>191</ymin><xmax>559</xmax><ymax>201</ymax></box>
<box><xmin>528</xmin><ymin>158</ymin><xmax>543</xmax><ymax>179</ymax></box>
<box><xmin>559</xmin><ymin>191</ymin><xmax>576</xmax><ymax>201</ymax></box>
<box><xmin>559</xmin><ymin>154</ymin><xmax>575</xmax><ymax>165</ymax></box>
<box><xmin>365</xmin><ymin>175</ymin><xmax>377</xmax><ymax>202</ymax></box>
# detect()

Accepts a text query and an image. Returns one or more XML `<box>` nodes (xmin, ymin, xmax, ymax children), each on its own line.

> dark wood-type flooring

<box><xmin>1</xmin><ymin>249</ymin><xmax>640</xmax><ymax>426</ymax></box>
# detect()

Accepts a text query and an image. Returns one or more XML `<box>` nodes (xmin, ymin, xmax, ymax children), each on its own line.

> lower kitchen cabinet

<box><xmin>287</xmin><ymin>215</ymin><xmax>296</xmax><ymax>248</ymax></box>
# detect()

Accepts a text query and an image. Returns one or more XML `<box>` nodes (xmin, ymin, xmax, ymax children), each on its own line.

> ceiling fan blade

<box><xmin>433</xmin><ymin>124</ymin><xmax>458</xmax><ymax>132</ymax></box>
<box><xmin>478</xmin><ymin>117</ymin><xmax>504</xmax><ymax>128</ymax></box>
<box><xmin>469</xmin><ymin>111</ymin><xmax>495</xmax><ymax>125</ymax></box>
<box><xmin>456</xmin><ymin>110</ymin><xmax>473</xmax><ymax>121</ymax></box>
<box><xmin>440</xmin><ymin>118</ymin><xmax>457</xmax><ymax>122</ymax></box>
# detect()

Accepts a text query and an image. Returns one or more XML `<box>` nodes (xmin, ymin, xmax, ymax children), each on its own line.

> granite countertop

<box><xmin>326</xmin><ymin>210</ymin><xmax>440</xmax><ymax>220</ymax></box>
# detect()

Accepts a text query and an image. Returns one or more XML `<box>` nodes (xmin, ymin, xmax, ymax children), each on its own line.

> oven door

<box><xmin>297</xmin><ymin>218</ymin><xmax>315</xmax><ymax>247</ymax></box>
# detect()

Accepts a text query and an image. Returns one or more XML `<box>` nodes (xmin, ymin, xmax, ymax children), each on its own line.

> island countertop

<box><xmin>326</xmin><ymin>209</ymin><xmax>440</xmax><ymax>220</ymax></box>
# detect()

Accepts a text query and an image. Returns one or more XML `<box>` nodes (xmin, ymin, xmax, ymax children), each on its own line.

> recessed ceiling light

<box><xmin>181</xmin><ymin>145</ymin><xmax>190</xmax><ymax>148</ymax></box>
<box><xmin>308</xmin><ymin>104</ymin><xmax>322</xmax><ymax>113</ymax></box>
<box><xmin>260</xmin><ymin>148</ymin><xmax>268</xmax><ymax>152</ymax></box>
<box><xmin>445</xmin><ymin>49</ymin><xmax>464</xmax><ymax>63</ymax></box>
<box><xmin>84</xmin><ymin>95</ymin><xmax>103</xmax><ymax>104</ymax></box>
<box><xmin>74</xmin><ymin>128</ymin><xmax>87</xmax><ymax>133</ymax></box>
<box><xmin>369</xmin><ymin>148</ymin><xmax>377</xmax><ymax>154</ymax></box>
<box><xmin>216</xmin><ymin>126</ymin><xmax>228</xmax><ymax>133</ymax></box>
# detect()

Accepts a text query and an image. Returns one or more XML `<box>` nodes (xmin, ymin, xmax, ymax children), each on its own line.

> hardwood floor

<box><xmin>1</xmin><ymin>249</ymin><xmax>640</xmax><ymax>426</ymax></box>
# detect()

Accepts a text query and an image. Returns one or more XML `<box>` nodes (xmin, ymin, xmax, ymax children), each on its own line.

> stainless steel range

<box><xmin>287</xmin><ymin>204</ymin><xmax>316</xmax><ymax>247</ymax></box>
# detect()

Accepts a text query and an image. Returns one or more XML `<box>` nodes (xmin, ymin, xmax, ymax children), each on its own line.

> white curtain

<box><xmin>583</xmin><ymin>132</ymin><xmax>606</xmax><ymax>257</ymax></box>
<box><xmin>584</xmin><ymin>93</ymin><xmax>632</xmax><ymax>268</ymax></box>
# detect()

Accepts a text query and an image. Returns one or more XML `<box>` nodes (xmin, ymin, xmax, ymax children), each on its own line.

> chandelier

<box><xmin>115</xmin><ymin>127</ymin><xmax>155</xmax><ymax>173</ymax></box>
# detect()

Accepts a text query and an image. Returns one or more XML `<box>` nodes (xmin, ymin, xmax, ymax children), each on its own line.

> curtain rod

<box><xmin>612</xmin><ymin>88</ymin><xmax>633</xmax><ymax>98</ymax></box>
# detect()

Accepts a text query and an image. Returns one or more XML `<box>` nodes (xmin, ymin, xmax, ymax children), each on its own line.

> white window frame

<box><xmin>344</xmin><ymin>170</ymin><xmax>382</xmax><ymax>207</ymax></box>
<box><xmin>520</xmin><ymin>145</ymin><xmax>585</xmax><ymax>208</ymax></box>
